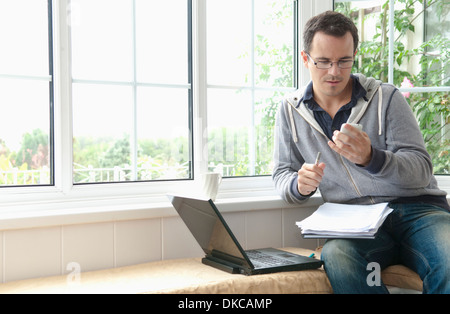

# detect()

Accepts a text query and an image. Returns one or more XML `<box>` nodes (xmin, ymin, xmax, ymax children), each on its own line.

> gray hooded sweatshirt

<box><xmin>272</xmin><ymin>73</ymin><xmax>447</xmax><ymax>206</ymax></box>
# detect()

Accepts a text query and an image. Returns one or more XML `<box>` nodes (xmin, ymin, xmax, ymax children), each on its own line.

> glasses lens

<box><xmin>338</xmin><ymin>61</ymin><xmax>354</xmax><ymax>68</ymax></box>
<box><xmin>316</xmin><ymin>62</ymin><xmax>331</xmax><ymax>69</ymax></box>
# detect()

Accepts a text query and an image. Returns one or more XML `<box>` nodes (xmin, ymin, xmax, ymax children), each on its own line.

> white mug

<box><xmin>340</xmin><ymin>123</ymin><xmax>363</xmax><ymax>135</ymax></box>
<box><xmin>201</xmin><ymin>172</ymin><xmax>222</xmax><ymax>201</ymax></box>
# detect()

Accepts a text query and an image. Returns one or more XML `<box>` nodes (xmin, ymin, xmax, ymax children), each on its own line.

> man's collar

<box><xmin>301</xmin><ymin>74</ymin><xmax>367</xmax><ymax>110</ymax></box>
<box><xmin>302</xmin><ymin>81</ymin><xmax>314</xmax><ymax>102</ymax></box>
<box><xmin>352</xmin><ymin>75</ymin><xmax>367</xmax><ymax>101</ymax></box>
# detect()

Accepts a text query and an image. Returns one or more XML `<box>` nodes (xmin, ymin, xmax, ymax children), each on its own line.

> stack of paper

<box><xmin>296</xmin><ymin>202</ymin><xmax>393</xmax><ymax>239</ymax></box>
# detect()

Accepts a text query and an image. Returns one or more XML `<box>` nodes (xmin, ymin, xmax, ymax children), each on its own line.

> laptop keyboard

<box><xmin>246</xmin><ymin>250</ymin><xmax>296</xmax><ymax>267</ymax></box>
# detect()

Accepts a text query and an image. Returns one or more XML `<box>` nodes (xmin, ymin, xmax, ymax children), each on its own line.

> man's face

<box><xmin>302</xmin><ymin>31</ymin><xmax>355</xmax><ymax>100</ymax></box>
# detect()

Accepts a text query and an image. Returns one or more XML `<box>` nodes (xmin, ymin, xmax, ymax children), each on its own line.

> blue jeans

<box><xmin>321</xmin><ymin>202</ymin><xmax>450</xmax><ymax>294</ymax></box>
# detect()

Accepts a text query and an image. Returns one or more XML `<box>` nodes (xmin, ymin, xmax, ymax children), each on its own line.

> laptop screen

<box><xmin>169</xmin><ymin>195</ymin><xmax>248</xmax><ymax>263</ymax></box>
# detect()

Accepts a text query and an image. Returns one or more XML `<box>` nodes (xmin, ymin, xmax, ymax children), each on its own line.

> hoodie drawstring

<box><xmin>378</xmin><ymin>86</ymin><xmax>382</xmax><ymax>136</ymax></box>
<box><xmin>288</xmin><ymin>104</ymin><xmax>298</xmax><ymax>143</ymax></box>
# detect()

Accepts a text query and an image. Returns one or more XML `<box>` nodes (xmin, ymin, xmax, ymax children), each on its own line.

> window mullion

<box><xmin>388</xmin><ymin>0</ymin><xmax>394</xmax><ymax>85</ymax></box>
<box><xmin>48</xmin><ymin>0</ymin><xmax>56</xmax><ymax>187</ymax></box>
<box><xmin>249</xmin><ymin>0</ymin><xmax>256</xmax><ymax>176</ymax></box>
<box><xmin>131</xmin><ymin>0</ymin><xmax>138</xmax><ymax>181</ymax></box>
<box><xmin>52</xmin><ymin>0</ymin><xmax>74</xmax><ymax>193</ymax></box>
<box><xmin>193</xmin><ymin>0</ymin><xmax>208</xmax><ymax>178</ymax></box>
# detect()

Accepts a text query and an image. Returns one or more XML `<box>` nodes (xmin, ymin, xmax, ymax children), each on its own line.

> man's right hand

<box><xmin>297</xmin><ymin>162</ymin><xmax>326</xmax><ymax>196</ymax></box>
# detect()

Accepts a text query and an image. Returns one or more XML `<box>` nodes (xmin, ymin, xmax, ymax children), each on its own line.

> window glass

<box><xmin>135</xmin><ymin>0</ymin><xmax>189</xmax><ymax>85</ymax></box>
<box><xmin>72</xmin><ymin>84</ymin><xmax>133</xmax><ymax>183</ymax></box>
<box><xmin>0</xmin><ymin>0</ymin><xmax>52</xmax><ymax>186</ymax></box>
<box><xmin>335</xmin><ymin>0</ymin><xmax>449</xmax><ymax>174</ymax></box>
<box><xmin>71</xmin><ymin>0</ymin><xmax>192</xmax><ymax>183</ymax></box>
<box><xmin>136</xmin><ymin>87</ymin><xmax>191</xmax><ymax>180</ymax></box>
<box><xmin>70</xmin><ymin>0</ymin><xmax>133</xmax><ymax>82</ymax></box>
<box><xmin>206</xmin><ymin>0</ymin><xmax>297</xmax><ymax>176</ymax></box>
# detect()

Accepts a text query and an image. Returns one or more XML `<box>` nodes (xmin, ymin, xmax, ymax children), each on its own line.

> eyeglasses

<box><xmin>305</xmin><ymin>52</ymin><xmax>354</xmax><ymax>69</ymax></box>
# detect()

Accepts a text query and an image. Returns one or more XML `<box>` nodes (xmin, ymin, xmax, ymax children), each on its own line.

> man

<box><xmin>272</xmin><ymin>10</ymin><xmax>450</xmax><ymax>293</ymax></box>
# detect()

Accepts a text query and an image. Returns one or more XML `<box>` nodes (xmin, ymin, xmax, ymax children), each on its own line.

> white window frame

<box><xmin>0</xmin><ymin>0</ymin><xmax>447</xmax><ymax>227</ymax></box>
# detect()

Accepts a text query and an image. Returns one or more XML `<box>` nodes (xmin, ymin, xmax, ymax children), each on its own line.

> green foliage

<box><xmin>72</xmin><ymin>135</ymin><xmax>190</xmax><ymax>183</ymax></box>
<box><xmin>14</xmin><ymin>129</ymin><xmax>49</xmax><ymax>170</ymax></box>
<box><xmin>0</xmin><ymin>130</ymin><xmax>50</xmax><ymax>185</ymax></box>
<box><xmin>99</xmin><ymin>136</ymin><xmax>130</xmax><ymax>168</ymax></box>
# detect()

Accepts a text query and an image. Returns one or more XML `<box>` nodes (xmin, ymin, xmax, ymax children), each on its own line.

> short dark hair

<box><xmin>303</xmin><ymin>11</ymin><xmax>359</xmax><ymax>54</ymax></box>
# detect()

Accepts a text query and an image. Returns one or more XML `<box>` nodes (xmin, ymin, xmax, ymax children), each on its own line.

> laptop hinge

<box><xmin>210</xmin><ymin>249</ymin><xmax>250</xmax><ymax>268</ymax></box>
<box><xmin>202</xmin><ymin>256</ymin><xmax>241</xmax><ymax>274</ymax></box>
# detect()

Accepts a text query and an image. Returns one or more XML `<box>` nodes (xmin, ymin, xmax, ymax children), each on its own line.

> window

<box><xmin>0</xmin><ymin>0</ymin><xmax>299</xmax><ymax>201</ymax></box>
<box><xmin>206</xmin><ymin>0</ymin><xmax>298</xmax><ymax>177</ymax></box>
<box><xmin>70</xmin><ymin>0</ymin><xmax>297</xmax><ymax>183</ymax></box>
<box><xmin>70</xmin><ymin>0</ymin><xmax>193</xmax><ymax>183</ymax></box>
<box><xmin>334</xmin><ymin>0</ymin><xmax>450</xmax><ymax>174</ymax></box>
<box><xmin>0</xmin><ymin>0</ymin><xmax>53</xmax><ymax>186</ymax></box>
<box><xmin>1</xmin><ymin>0</ymin><xmax>446</xmax><ymax>209</ymax></box>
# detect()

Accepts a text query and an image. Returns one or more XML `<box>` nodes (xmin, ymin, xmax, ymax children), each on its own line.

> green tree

<box><xmin>99</xmin><ymin>136</ymin><xmax>130</xmax><ymax>168</ymax></box>
<box><xmin>14</xmin><ymin>129</ymin><xmax>49</xmax><ymax>170</ymax></box>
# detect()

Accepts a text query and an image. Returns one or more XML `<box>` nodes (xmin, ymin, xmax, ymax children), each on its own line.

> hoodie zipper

<box><xmin>339</xmin><ymin>155</ymin><xmax>375</xmax><ymax>204</ymax></box>
<box><xmin>287</xmin><ymin>94</ymin><xmax>377</xmax><ymax>204</ymax></box>
<box><xmin>339</xmin><ymin>155</ymin><xmax>362</xmax><ymax>197</ymax></box>
<box><xmin>288</xmin><ymin>99</ymin><xmax>366</xmax><ymax>200</ymax></box>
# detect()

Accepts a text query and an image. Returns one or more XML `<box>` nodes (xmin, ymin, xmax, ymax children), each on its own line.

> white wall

<box><xmin>0</xmin><ymin>200</ymin><xmax>322</xmax><ymax>283</ymax></box>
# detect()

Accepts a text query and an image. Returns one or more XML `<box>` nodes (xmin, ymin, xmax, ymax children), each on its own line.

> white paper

<box><xmin>296</xmin><ymin>202</ymin><xmax>393</xmax><ymax>238</ymax></box>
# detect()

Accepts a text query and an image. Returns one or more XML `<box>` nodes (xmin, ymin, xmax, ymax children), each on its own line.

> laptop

<box><xmin>168</xmin><ymin>195</ymin><xmax>323</xmax><ymax>275</ymax></box>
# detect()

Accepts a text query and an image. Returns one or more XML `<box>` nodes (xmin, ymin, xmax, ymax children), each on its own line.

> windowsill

<box><xmin>0</xmin><ymin>190</ymin><xmax>318</xmax><ymax>232</ymax></box>
<box><xmin>0</xmin><ymin>175</ymin><xmax>448</xmax><ymax>232</ymax></box>
<box><xmin>0</xmin><ymin>176</ymin><xmax>299</xmax><ymax>231</ymax></box>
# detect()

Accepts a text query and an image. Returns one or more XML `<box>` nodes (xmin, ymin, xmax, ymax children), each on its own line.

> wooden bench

<box><xmin>0</xmin><ymin>248</ymin><xmax>422</xmax><ymax>294</ymax></box>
